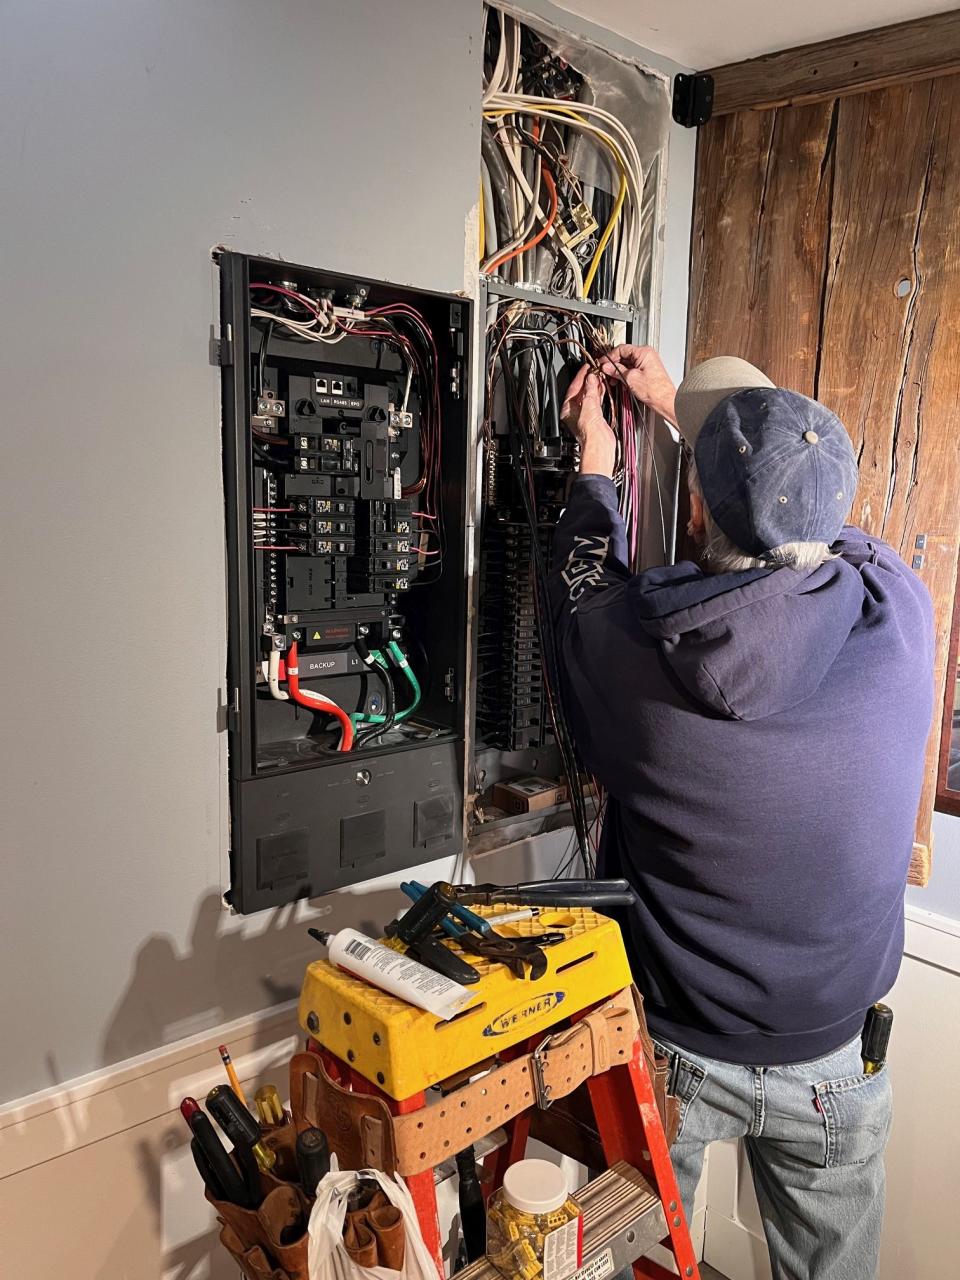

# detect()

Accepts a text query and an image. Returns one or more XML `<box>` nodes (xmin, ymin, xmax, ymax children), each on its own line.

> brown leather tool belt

<box><xmin>291</xmin><ymin>985</ymin><xmax>678</xmax><ymax>1177</ymax></box>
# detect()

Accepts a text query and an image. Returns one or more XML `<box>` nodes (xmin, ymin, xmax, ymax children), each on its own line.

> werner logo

<box><xmin>482</xmin><ymin>991</ymin><xmax>565</xmax><ymax>1037</ymax></box>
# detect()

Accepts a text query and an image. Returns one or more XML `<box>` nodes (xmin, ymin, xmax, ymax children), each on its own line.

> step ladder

<box><xmin>298</xmin><ymin>904</ymin><xmax>701</xmax><ymax>1280</ymax></box>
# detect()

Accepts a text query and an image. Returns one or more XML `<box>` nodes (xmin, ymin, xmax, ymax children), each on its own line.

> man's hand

<box><xmin>600</xmin><ymin>345</ymin><xmax>678</xmax><ymax>427</ymax></box>
<box><xmin>561</xmin><ymin>364</ymin><xmax>617</xmax><ymax>478</ymax></box>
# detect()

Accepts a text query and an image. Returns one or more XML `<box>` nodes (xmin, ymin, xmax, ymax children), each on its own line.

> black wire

<box><xmin>258</xmin><ymin>320</ymin><xmax>274</xmax><ymax>396</ymax></box>
<box><xmin>354</xmin><ymin>660</ymin><xmax>397</xmax><ymax>749</ymax></box>
<box><xmin>252</xmin><ymin>441</ymin><xmax>290</xmax><ymax>470</ymax></box>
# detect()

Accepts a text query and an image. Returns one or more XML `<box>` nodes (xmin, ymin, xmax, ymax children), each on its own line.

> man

<box><xmin>551</xmin><ymin>348</ymin><xmax>934</xmax><ymax>1280</ymax></box>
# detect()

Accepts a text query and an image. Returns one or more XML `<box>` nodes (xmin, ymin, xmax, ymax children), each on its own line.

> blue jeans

<box><xmin>653</xmin><ymin>1033</ymin><xmax>892</xmax><ymax>1280</ymax></box>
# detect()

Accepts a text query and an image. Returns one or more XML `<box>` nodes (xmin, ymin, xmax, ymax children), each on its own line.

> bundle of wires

<box><xmin>481</xmin><ymin>299</ymin><xmax>665</xmax><ymax>873</ymax></box>
<box><xmin>480</xmin><ymin>9</ymin><xmax>646</xmax><ymax>306</ymax></box>
<box><xmin>484</xmin><ymin>300</ymin><xmax>645</xmax><ymax>562</ymax></box>
<box><xmin>247</xmin><ymin>284</ymin><xmax>444</xmax><ymax>573</ymax></box>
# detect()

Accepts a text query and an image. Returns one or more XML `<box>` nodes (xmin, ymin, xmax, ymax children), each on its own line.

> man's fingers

<box><xmin>565</xmin><ymin>361</ymin><xmax>591</xmax><ymax>398</ymax></box>
<box><xmin>605</xmin><ymin>344</ymin><xmax>640</xmax><ymax>367</ymax></box>
<box><xmin>583</xmin><ymin>371</ymin><xmax>602</xmax><ymax>402</ymax></box>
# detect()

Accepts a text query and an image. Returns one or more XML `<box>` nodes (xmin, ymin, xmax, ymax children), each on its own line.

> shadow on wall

<box><xmin>84</xmin><ymin>883</ymin><xmax>409</xmax><ymax>1279</ymax></box>
<box><xmin>99</xmin><ymin>885</ymin><xmax>406</xmax><ymax>1070</ymax></box>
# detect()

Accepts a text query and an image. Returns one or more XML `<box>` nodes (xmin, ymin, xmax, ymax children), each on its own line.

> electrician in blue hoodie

<box><xmin>551</xmin><ymin>349</ymin><xmax>934</xmax><ymax>1280</ymax></box>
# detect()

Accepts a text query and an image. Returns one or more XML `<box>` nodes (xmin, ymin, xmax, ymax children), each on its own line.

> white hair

<box><xmin>687</xmin><ymin>459</ymin><xmax>834</xmax><ymax>573</ymax></box>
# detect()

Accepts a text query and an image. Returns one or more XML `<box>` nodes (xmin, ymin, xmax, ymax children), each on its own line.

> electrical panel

<box><xmin>219</xmin><ymin>254</ymin><xmax>470</xmax><ymax>913</ymax></box>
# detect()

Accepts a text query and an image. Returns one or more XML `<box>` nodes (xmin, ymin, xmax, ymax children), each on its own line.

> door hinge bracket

<box><xmin>211</xmin><ymin>323</ymin><xmax>234</xmax><ymax>367</ymax></box>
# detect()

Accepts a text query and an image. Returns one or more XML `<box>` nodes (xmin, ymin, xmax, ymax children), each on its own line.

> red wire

<box><xmin>285</xmin><ymin>643</ymin><xmax>354</xmax><ymax>751</ymax></box>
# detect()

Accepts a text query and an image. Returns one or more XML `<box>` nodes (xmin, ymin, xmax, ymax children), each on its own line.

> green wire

<box><xmin>353</xmin><ymin>641</ymin><xmax>421</xmax><ymax>725</ymax></box>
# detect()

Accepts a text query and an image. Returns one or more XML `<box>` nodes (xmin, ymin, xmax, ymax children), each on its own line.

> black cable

<box><xmin>258</xmin><ymin>320</ymin><xmax>274</xmax><ymax>396</ymax></box>
<box><xmin>252</xmin><ymin>441</ymin><xmax>289</xmax><ymax>470</ymax></box>
<box><xmin>542</xmin><ymin>351</ymin><xmax>560</xmax><ymax>441</ymax></box>
<box><xmin>354</xmin><ymin>658</ymin><xmax>397</xmax><ymax>749</ymax></box>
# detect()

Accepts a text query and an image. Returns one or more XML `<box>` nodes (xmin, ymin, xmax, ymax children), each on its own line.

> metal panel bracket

<box><xmin>673</xmin><ymin>73</ymin><xmax>715</xmax><ymax>127</ymax></box>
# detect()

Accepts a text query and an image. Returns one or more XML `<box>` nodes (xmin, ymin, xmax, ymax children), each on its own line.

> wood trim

<box><xmin>707</xmin><ymin>11</ymin><xmax>960</xmax><ymax>115</ymax></box>
<box><xmin>936</xmin><ymin>570</ymin><xmax>960</xmax><ymax>817</ymax></box>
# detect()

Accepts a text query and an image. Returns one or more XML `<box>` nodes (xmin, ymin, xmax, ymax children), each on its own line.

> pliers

<box><xmin>401</xmin><ymin>882</ymin><xmax>565</xmax><ymax>980</ymax></box>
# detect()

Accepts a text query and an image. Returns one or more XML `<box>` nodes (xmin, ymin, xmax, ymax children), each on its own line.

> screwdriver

<box><xmin>861</xmin><ymin>1003</ymin><xmax>893</xmax><ymax>1074</ymax></box>
<box><xmin>206</xmin><ymin>1085</ymin><xmax>277</xmax><ymax>1173</ymax></box>
<box><xmin>255</xmin><ymin>1084</ymin><xmax>288</xmax><ymax>1129</ymax></box>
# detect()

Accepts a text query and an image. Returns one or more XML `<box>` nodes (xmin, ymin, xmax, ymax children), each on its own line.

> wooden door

<box><xmin>688</xmin><ymin>76</ymin><xmax>960</xmax><ymax>883</ymax></box>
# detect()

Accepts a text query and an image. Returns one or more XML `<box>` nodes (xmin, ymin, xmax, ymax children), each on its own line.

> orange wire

<box><xmin>484</xmin><ymin>165</ymin><xmax>558</xmax><ymax>275</ymax></box>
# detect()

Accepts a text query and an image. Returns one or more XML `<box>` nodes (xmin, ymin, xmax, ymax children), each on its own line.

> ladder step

<box><xmin>456</xmin><ymin>1161</ymin><xmax>667</xmax><ymax>1280</ymax></box>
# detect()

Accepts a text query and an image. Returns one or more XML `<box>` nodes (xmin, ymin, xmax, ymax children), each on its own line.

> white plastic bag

<box><xmin>307</xmin><ymin>1167</ymin><xmax>439</xmax><ymax>1280</ymax></box>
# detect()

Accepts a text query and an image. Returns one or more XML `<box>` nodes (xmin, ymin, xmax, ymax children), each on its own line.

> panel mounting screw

<box><xmin>356</xmin><ymin>769</ymin><xmax>371</xmax><ymax>786</ymax></box>
<box><xmin>306</xmin><ymin>1011</ymin><xmax>320</xmax><ymax>1034</ymax></box>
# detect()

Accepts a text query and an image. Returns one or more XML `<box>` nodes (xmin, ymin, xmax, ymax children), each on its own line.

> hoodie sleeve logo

<box><xmin>561</xmin><ymin>535</ymin><xmax>609</xmax><ymax>611</ymax></box>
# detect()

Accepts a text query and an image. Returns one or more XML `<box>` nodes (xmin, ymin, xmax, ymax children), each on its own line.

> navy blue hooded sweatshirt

<box><xmin>550</xmin><ymin>474</ymin><xmax>934</xmax><ymax>1065</ymax></box>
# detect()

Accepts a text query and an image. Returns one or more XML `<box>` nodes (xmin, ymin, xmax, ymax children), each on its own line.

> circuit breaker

<box><xmin>219</xmin><ymin>254</ymin><xmax>470</xmax><ymax>913</ymax></box>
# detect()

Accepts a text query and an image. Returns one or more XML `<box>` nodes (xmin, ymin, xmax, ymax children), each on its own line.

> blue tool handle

<box><xmin>402</xmin><ymin>882</ymin><xmax>466</xmax><ymax>938</ymax></box>
<box><xmin>409</xmin><ymin>880</ymin><xmax>489</xmax><ymax>935</ymax></box>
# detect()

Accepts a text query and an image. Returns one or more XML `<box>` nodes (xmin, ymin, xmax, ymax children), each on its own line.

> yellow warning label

<box><xmin>312</xmin><ymin>631</ymin><xmax>323</xmax><ymax>640</ymax></box>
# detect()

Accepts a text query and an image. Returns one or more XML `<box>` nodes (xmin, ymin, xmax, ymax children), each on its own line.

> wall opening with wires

<box><xmin>469</xmin><ymin>5</ymin><xmax>675</xmax><ymax>879</ymax></box>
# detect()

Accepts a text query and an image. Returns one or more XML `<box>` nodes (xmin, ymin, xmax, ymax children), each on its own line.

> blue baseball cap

<box><xmin>675</xmin><ymin>358</ymin><xmax>858</xmax><ymax>557</ymax></box>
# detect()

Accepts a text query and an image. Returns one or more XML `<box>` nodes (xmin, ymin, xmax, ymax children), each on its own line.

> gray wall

<box><xmin>0</xmin><ymin>0</ymin><xmax>694</xmax><ymax>1106</ymax></box>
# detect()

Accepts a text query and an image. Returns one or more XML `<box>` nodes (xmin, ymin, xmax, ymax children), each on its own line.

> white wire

<box><xmin>265</xmin><ymin>651</ymin><xmax>289</xmax><ymax>702</ymax></box>
<box><xmin>251</xmin><ymin>308</ymin><xmax>347</xmax><ymax>345</ymax></box>
<box><xmin>485</xmin><ymin>92</ymin><xmax>647</xmax><ymax>305</ymax></box>
<box><xmin>491</xmin><ymin>98</ymin><xmax>643</xmax><ymax>303</ymax></box>
<box><xmin>489</xmin><ymin>129</ymin><xmax>584</xmax><ymax>296</ymax></box>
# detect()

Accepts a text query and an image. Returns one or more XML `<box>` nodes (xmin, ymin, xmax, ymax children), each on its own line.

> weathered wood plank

<box><xmin>817</xmin><ymin>78</ymin><xmax>960</xmax><ymax>864</ymax></box>
<box><xmin>688</xmin><ymin>75</ymin><xmax>960</xmax><ymax>884</ymax></box>
<box><xmin>688</xmin><ymin>101</ymin><xmax>835</xmax><ymax>393</ymax></box>
<box><xmin>707</xmin><ymin>10</ymin><xmax>960</xmax><ymax>115</ymax></box>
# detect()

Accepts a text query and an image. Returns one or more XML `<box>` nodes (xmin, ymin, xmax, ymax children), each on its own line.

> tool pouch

<box><xmin>218</xmin><ymin>1223</ymin><xmax>287</xmax><ymax>1280</ymax></box>
<box><xmin>206</xmin><ymin>1173</ymin><xmax>269</xmax><ymax>1257</ymax></box>
<box><xmin>343</xmin><ymin>1189</ymin><xmax>406</xmax><ymax>1271</ymax></box>
<box><xmin>258</xmin><ymin>1184</ymin><xmax>312</xmax><ymax>1280</ymax></box>
<box><xmin>368</xmin><ymin>1202</ymin><xmax>406</xmax><ymax>1270</ymax></box>
<box><xmin>262</xmin><ymin>1121</ymin><xmax>300</xmax><ymax>1184</ymax></box>
<box><xmin>343</xmin><ymin>1215</ymin><xmax>378</xmax><ymax>1268</ymax></box>
<box><xmin>290</xmin><ymin>1050</ymin><xmax>398</xmax><ymax>1174</ymax></box>
<box><xmin>632</xmin><ymin>987</ymin><xmax>680</xmax><ymax>1147</ymax></box>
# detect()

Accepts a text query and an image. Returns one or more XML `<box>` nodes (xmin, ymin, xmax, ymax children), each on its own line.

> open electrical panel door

<box><xmin>218</xmin><ymin>5</ymin><xmax>673</xmax><ymax>913</ymax></box>
<box><xmin>220</xmin><ymin>255</ymin><xmax>470</xmax><ymax>913</ymax></box>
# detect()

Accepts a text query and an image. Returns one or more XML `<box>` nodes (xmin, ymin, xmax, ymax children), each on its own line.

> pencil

<box><xmin>218</xmin><ymin>1044</ymin><xmax>248</xmax><ymax>1108</ymax></box>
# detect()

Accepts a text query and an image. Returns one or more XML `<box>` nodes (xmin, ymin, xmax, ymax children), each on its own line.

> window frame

<box><xmin>936</xmin><ymin>566</ymin><xmax>960</xmax><ymax>817</ymax></box>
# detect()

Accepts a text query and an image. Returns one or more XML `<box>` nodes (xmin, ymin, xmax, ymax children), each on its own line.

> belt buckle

<box><xmin>531</xmin><ymin>1036</ymin><xmax>554</xmax><ymax>1109</ymax></box>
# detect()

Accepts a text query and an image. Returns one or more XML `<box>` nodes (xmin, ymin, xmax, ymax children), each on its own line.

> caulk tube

<box><xmin>308</xmin><ymin>928</ymin><xmax>475</xmax><ymax>1020</ymax></box>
